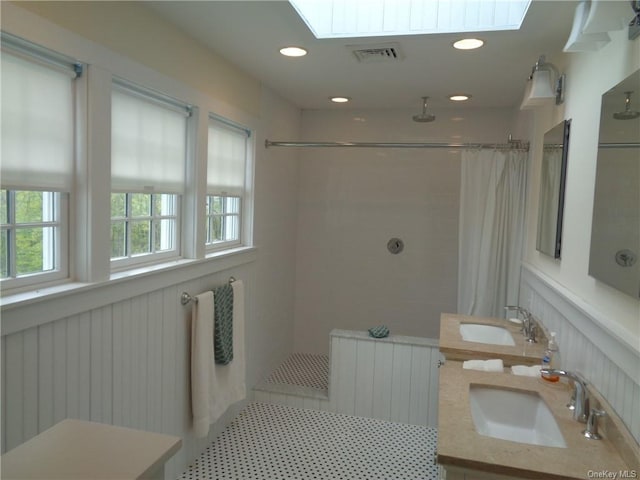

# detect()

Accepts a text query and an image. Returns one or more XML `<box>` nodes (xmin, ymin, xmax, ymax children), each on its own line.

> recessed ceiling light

<box><xmin>453</xmin><ymin>38</ymin><xmax>484</xmax><ymax>50</ymax></box>
<box><xmin>449</xmin><ymin>94</ymin><xmax>471</xmax><ymax>101</ymax></box>
<box><xmin>279</xmin><ymin>46</ymin><xmax>308</xmax><ymax>57</ymax></box>
<box><xmin>330</xmin><ymin>96</ymin><xmax>351</xmax><ymax>103</ymax></box>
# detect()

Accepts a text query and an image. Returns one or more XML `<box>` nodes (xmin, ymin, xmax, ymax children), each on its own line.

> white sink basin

<box><xmin>469</xmin><ymin>385</ymin><xmax>567</xmax><ymax>448</ymax></box>
<box><xmin>459</xmin><ymin>323</ymin><xmax>515</xmax><ymax>346</ymax></box>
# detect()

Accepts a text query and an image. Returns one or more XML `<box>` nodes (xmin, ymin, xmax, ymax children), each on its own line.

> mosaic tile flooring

<box><xmin>264</xmin><ymin>353</ymin><xmax>329</xmax><ymax>392</ymax></box>
<box><xmin>178</xmin><ymin>402</ymin><xmax>439</xmax><ymax>480</ymax></box>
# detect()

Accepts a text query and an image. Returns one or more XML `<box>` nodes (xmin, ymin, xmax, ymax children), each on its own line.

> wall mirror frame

<box><xmin>589</xmin><ymin>69</ymin><xmax>640</xmax><ymax>298</ymax></box>
<box><xmin>536</xmin><ymin>119</ymin><xmax>571</xmax><ymax>259</ymax></box>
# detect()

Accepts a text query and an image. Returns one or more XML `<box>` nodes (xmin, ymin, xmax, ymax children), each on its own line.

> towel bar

<box><xmin>181</xmin><ymin>277</ymin><xmax>236</xmax><ymax>305</ymax></box>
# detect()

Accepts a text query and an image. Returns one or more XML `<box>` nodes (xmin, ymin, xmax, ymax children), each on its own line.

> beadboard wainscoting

<box><xmin>520</xmin><ymin>265</ymin><xmax>640</xmax><ymax>443</ymax></box>
<box><xmin>329</xmin><ymin>330</ymin><xmax>441</xmax><ymax>427</ymax></box>
<box><xmin>254</xmin><ymin>331</ymin><xmax>441</xmax><ymax>428</ymax></box>
<box><xmin>1</xmin><ymin>254</ymin><xmax>258</xmax><ymax>480</ymax></box>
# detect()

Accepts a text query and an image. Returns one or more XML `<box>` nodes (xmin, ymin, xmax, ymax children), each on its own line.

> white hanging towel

<box><xmin>190</xmin><ymin>281</ymin><xmax>247</xmax><ymax>438</ymax></box>
<box><xmin>191</xmin><ymin>291</ymin><xmax>215</xmax><ymax>438</ymax></box>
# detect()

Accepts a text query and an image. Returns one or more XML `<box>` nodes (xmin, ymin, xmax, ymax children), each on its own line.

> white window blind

<box><xmin>1</xmin><ymin>51</ymin><xmax>75</xmax><ymax>191</ymax></box>
<box><xmin>111</xmin><ymin>85</ymin><xmax>189</xmax><ymax>193</ymax></box>
<box><xmin>207</xmin><ymin>117</ymin><xmax>249</xmax><ymax>196</ymax></box>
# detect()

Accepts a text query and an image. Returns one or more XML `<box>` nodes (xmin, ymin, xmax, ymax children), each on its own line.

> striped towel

<box><xmin>368</xmin><ymin>325</ymin><xmax>390</xmax><ymax>338</ymax></box>
<box><xmin>213</xmin><ymin>284</ymin><xmax>234</xmax><ymax>365</ymax></box>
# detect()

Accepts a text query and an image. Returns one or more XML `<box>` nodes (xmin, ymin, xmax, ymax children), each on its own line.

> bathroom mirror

<box><xmin>536</xmin><ymin>119</ymin><xmax>571</xmax><ymax>259</ymax></box>
<box><xmin>589</xmin><ymin>69</ymin><xmax>640</xmax><ymax>298</ymax></box>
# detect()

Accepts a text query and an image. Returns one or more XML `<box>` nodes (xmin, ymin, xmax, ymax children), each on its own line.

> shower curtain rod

<box><xmin>265</xmin><ymin>140</ymin><xmax>640</xmax><ymax>150</ymax></box>
<box><xmin>545</xmin><ymin>142</ymin><xmax>640</xmax><ymax>149</ymax></box>
<box><xmin>264</xmin><ymin>140</ymin><xmax>530</xmax><ymax>150</ymax></box>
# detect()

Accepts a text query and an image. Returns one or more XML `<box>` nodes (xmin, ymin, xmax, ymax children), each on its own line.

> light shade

<box><xmin>582</xmin><ymin>0</ymin><xmax>634</xmax><ymax>34</ymax></box>
<box><xmin>564</xmin><ymin>1</ymin><xmax>611</xmax><ymax>53</ymax></box>
<box><xmin>520</xmin><ymin>70</ymin><xmax>555</xmax><ymax>109</ymax></box>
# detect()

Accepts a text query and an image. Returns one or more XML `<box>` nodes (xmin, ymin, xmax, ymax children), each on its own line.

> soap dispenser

<box><xmin>541</xmin><ymin>332</ymin><xmax>560</xmax><ymax>382</ymax></box>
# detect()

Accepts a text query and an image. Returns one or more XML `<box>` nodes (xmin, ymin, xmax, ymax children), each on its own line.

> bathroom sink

<box><xmin>469</xmin><ymin>385</ymin><xmax>567</xmax><ymax>448</ymax></box>
<box><xmin>459</xmin><ymin>323</ymin><xmax>516</xmax><ymax>346</ymax></box>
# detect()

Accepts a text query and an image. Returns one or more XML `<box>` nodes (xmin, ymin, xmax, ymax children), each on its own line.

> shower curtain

<box><xmin>457</xmin><ymin>148</ymin><xmax>528</xmax><ymax>318</ymax></box>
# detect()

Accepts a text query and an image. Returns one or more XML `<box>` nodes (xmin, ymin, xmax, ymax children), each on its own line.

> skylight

<box><xmin>289</xmin><ymin>0</ymin><xmax>532</xmax><ymax>39</ymax></box>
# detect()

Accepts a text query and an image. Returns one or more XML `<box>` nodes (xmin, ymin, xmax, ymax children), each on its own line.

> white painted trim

<box><xmin>521</xmin><ymin>264</ymin><xmax>640</xmax><ymax>379</ymax></box>
<box><xmin>0</xmin><ymin>247</ymin><xmax>257</xmax><ymax>335</ymax></box>
<box><xmin>330</xmin><ymin>328</ymin><xmax>439</xmax><ymax>348</ymax></box>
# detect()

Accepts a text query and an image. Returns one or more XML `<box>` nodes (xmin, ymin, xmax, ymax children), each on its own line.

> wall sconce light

<box><xmin>520</xmin><ymin>55</ymin><xmax>565</xmax><ymax>110</ymax></box>
<box><xmin>564</xmin><ymin>0</ymin><xmax>636</xmax><ymax>52</ymax></box>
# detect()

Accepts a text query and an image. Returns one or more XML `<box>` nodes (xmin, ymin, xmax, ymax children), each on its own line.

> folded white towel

<box><xmin>511</xmin><ymin>365</ymin><xmax>542</xmax><ymax>377</ymax></box>
<box><xmin>462</xmin><ymin>359</ymin><xmax>504</xmax><ymax>372</ymax></box>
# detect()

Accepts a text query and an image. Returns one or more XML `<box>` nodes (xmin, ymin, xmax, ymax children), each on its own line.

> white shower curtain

<box><xmin>457</xmin><ymin>148</ymin><xmax>528</xmax><ymax>318</ymax></box>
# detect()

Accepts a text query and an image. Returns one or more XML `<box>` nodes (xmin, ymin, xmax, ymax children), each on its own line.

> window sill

<box><xmin>0</xmin><ymin>246</ymin><xmax>257</xmax><ymax>335</ymax></box>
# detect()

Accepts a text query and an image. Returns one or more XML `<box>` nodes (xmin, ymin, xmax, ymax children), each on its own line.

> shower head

<box><xmin>613</xmin><ymin>91</ymin><xmax>640</xmax><ymax>120</ymax></box>
<box><xmin>412</xmin><ymin>96</ymin><xmax>436</xmax><ymax>123</ymax></box>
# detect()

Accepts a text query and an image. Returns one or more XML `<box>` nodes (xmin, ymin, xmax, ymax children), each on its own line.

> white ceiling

<box><xmin>147</xmin><ymin>0</ymin><xmax>577</xmax><ymax>111</ymax></box>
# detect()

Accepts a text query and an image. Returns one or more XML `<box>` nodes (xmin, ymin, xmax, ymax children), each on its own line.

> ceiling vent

<box><xmin>348</xmin><ymin>43</ymin><xmax>404</xmax><ymax>63</ymax></box>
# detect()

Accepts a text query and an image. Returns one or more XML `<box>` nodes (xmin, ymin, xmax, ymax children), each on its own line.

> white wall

<box><xmin>0</xmin><ymin>4</ymin><xmax>300</xmax><ymax>477</ymax></box>
<box><xmin>292</xmin><ymin>108</ymin><xmax>514</xmax><ymax>354</ymax></box>
<box><xmin>520</xmin><ymin>27</ymin><xmax>640</xmax><ymax>351</ymax></box>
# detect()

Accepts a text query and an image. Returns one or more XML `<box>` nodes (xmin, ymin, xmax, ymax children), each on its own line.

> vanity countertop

<box><xmin>439</xmin><ymin>313</ymin><xmax>547</xmax><ymax>366</ymax></box>
<box><xmin>437</xmin><ymin>361</ymin><xmax>639</xmax><ymax>479</ymax></box>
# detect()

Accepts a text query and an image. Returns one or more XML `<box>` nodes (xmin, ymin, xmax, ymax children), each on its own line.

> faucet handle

<box><xmin>583</xmin><ymin>408</ymin><xmax>606</xmax><ymax>440</ymax></box>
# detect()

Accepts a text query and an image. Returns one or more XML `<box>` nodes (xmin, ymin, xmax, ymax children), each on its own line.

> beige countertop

<box><xmin>439</xmin><ymin>313</ymin><xmax>547</xmax><ymax>366</ymax></box>
<box><xmin>437</xmin><ymin>361</ymin><xmax>639</xmax><ymax>480</ymax></box>
<box><xmin>1</xmin><ymin>419</ymin><xmax>182</xmax><ymax>479</ymax></box>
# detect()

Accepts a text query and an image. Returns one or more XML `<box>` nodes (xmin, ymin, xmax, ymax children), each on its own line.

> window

<box><xmin>0</xmin><ymin>36</ymin><xmax>77</xmax><ymax>289</ymax></box>
<box><xmin>110</xmin><ymin>80</ymin><xmax>190</xmax><ymax>268</ymax></box>
<box><xmin>206</xmin><ymin>195</ymin><xmax>241</xmax><ymax>246</ymax></box>
<box><xmin>1</xmin><ymin>190</ymin><xmax>66</xmax><ymax>281</ymax></box>
<box><xmin>110</xmin><ymin>193</ymin><xmax>178</xmax><ymax>260</ymax></box>
<box><xmin>206</xmin><ymin>117</ymin><xmax>249</xmax><ymax>250</ymax></box>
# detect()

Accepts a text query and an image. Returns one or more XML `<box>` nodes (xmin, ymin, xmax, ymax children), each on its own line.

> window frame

<box><xmin>110</xmin><ymin>79</ymin><xmax>192</xmax><ymax>272</ymax></box>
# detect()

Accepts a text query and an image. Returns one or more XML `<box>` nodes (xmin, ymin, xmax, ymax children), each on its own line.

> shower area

<box><xmin>286</xmin><ymin>106</ymin><xmax>525</xmax><ymax>354</ymax></box>
<box><xmin>182</xmin><ymin>105</ymin><xmax>530</xmax><ymax>479</ymax></box>
<box><xmin>249</xmin><ymin>105</ymin><xmax>529</xmax><ymax>412</ymax></box>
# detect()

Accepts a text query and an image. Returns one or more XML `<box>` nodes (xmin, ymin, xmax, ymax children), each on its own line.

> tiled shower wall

<box><xmin>520</xmin><ymin>266</ymin><xmax>640</xmax><ymax>443</ymax></box>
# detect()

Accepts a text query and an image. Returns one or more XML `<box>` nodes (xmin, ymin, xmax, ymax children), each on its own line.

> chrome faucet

<box><xmin>540</xmin><ymin>369</ymin><xmax>590</xmax><ymax>423</ymax></box>
<box><xmin>504</xmin><ymin>305</ymin><xmax>537</xmax><ymax>343</ymax></box>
